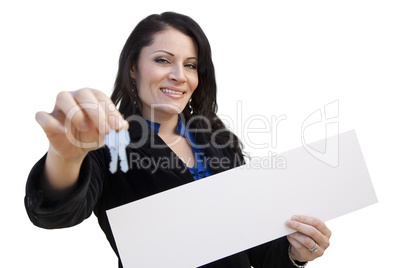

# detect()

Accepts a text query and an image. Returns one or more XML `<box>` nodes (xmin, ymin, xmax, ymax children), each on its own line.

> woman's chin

<box><xmin>148</xmin><ymin>103</ymin><xmax>186</xmax><ymax>116</ymax></box>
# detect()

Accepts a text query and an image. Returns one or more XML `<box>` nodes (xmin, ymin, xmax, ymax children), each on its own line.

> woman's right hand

<box><xmin>35</xmin><ymin>88</ymin><xmax>128</xmax><ymax>191</ymax></box>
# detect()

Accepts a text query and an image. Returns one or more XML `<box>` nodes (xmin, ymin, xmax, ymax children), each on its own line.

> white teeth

<box><xmin>161</xmin><ymin>88</ymin><xmax>184</xmax><ymax>95</ymax></box>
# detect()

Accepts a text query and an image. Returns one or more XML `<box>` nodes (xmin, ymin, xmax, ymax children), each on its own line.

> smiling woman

<box><xmin>24</xmin><ymin>11</ymin><xmax>331</xmax><ymax>268</ymax></box>
<box><xmin>131</xmin><ymin>28</ymin><xmax>199</xmax><ymax>118</ymax></box>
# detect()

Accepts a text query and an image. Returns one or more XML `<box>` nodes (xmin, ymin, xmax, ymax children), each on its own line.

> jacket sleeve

<box><xmin>24</xmin><ymin>150</ymin><xmax>107</xmax><ymax>229</ymax></box>
<box><xmin>247</xmin><ymin>236</ymin><xmax>297</xmax><ymax>268</ymax></box>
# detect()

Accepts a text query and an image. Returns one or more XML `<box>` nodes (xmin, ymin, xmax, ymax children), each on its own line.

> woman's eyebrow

<box><xmin>153</xmin><ymin>49</ymin><xmax>174</xmax><ymax>56</ymax></box>
<box><xmin>153</xmin><ymin>50</ymin><xmax>198</xmax><ymax>61</ymax></box>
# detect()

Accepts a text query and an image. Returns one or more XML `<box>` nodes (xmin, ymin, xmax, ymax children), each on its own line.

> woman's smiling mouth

<box><xmin>160</xmin><ymin>88</ymin><xmax>185</xmax><ymax>98</ymax></box>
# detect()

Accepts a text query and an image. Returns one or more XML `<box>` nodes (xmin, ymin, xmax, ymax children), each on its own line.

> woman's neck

<box><xmin>142</xmin><ymin>110</ymin><xmax>178</xmax><ymax>135</ymax></box>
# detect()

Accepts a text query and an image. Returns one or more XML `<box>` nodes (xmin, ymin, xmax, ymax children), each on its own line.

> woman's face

<box><xmin>131</xmin><ymin>27</ymin><xmax>199</xmax><ymax>119</ymax></box>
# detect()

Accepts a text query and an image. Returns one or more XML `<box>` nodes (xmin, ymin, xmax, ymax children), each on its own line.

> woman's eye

<box><xmin>185</xmin><ymin>63</ymin><xmax>197</xmax><ymax>70</ymax></box>
<box><xmin>155</xmin><ymin>58</ymin><xmax>170</xmax><ymax>64</ymax></box>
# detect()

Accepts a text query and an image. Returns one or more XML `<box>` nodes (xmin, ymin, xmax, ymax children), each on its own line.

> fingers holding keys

<box><xmin>286</xmin><ymin>215</ymin><xmax>331</xmax><ymax>262</ymax></box>
<box><xmin>91</xmin><ymin>89</ymin><xmax>129</xmax><ymax>131</ymax></box>
<box><xmin>66</xmin><ymin>89</ymin><xmax>123</xmax><ymax>132</ymax></box>
<box><xmin>34</xmin><ymin>88</ymin><xmax>129</xmax><ymax>193</ymax></box>
<box><xmin>69</xmin><ymin>89</ymin><xmax>109</xmax><ymax>135</ymax></box>
<box><xmin>55</xmin><ymin>91</ymin><xmax>88</xmax><ymax>131</ymax></box>
<box><xmin>36</xmin><ymin>88</ymin><xmax>128</xmax><ymax>159</ymax></box>
<box><xmin>92</xmin><ymin>89</ymin><xmax>129</xmax><ymax>131</ymax></box>
<box><xmin>51</xmin><ymin>88</ymin><xmax>126</xmax><ymax>132</ymax></box>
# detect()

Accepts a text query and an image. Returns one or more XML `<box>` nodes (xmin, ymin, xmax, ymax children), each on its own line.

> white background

<box><xmin>0</xmin><ymin>0</ymin><xmax>400</xmax><ymax>267</ymax></box>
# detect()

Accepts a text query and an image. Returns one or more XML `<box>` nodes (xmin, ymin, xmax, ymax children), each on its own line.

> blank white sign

<box><xmin>107</xmin><ymin>130</ymin><xmax>377</xmax><ymax>267</ymax></box>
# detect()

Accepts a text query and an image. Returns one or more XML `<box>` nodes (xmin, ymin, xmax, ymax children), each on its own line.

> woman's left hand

<box><xmin>286</xmin><ymin>215</ymin><xmax>331</xmax><ymax>262</ymax></box>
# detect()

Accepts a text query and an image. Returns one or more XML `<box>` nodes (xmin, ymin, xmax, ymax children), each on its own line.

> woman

<box><xmin>25</xmin><ymin>12</ymin><xmax>331</xmax><ymax>267</ymax></box>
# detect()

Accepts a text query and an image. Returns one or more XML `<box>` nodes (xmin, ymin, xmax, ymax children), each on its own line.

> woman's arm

<box><xmin>25</xmin><ymin>88</ymin><xmax>127</xmax><ymax>228</ymax></box>
<box><xmin>25</xmin><ymin>148</ymin><xmax>109</xmax><ymax>229</ymax></box>
<box><xmin>34</xmin><ymin>88</ymin><xmax>127</xmax><ymax>196</ymax></box>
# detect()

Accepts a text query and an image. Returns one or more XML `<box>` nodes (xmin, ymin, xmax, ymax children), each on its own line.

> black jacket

<box><xmin>25</xmin><ymin>118</ymin><xmax>295</xmax><ymax>268</ymax></box>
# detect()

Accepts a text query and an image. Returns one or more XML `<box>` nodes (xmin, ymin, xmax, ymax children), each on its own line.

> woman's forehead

<box><xmin>143</xmin><ymin>28</ymin><xmax>198</xmax><ymax>57</ymax></box>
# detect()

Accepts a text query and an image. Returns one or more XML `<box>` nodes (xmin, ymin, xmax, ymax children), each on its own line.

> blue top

<box><xmin>145</xmin><ymin>116</ymin><xmax>213</xmax><ymax>181</ymax></box>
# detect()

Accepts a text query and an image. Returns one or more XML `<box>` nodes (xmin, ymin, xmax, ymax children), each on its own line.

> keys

<box><xmin>105</xmin><ymin>129</ymin><xmax>118</xmax><ymax>173</ymax></box>
<box><xmin>105</xmin><ymin>129</ymin><xmax>130</xmax><ymax>174</ymax></box>
<box><xmin>118</xmin><ymin>129</ymin><xmax>130</xmax><ymax>172</ymax></box>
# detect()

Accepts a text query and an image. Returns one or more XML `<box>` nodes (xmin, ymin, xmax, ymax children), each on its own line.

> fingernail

<box><xmin>123</xmin><ymin>120</ymin><xmax>129</xmax><ymax>129</ymax></box>
<box><xmin>292</xmin><ymin>216</ymin><xmax>299</xmax><ymax>221</ymax></box>
<box><xmin>286</xmin><ymin>220</ymin><xmax>293</xmax><ymax>227</ymax></box>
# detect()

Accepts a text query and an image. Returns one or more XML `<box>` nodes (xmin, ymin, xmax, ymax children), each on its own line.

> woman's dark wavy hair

<box><xmin>111</xmin><ymin>12</ymin><xmax>244</xmax><ymax>159</ymax></box>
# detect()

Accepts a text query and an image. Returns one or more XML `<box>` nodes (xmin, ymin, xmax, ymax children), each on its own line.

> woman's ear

<box><xmin>130</xmin><ymin>66</ymin><xmax>136</xmax><ymax>79</ymax></box>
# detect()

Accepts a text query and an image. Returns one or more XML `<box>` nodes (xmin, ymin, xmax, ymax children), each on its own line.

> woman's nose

<box><xmin>168</xmin><ymin>65</ymin><xmax>186</xmax><ymax>83</ymax></box>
